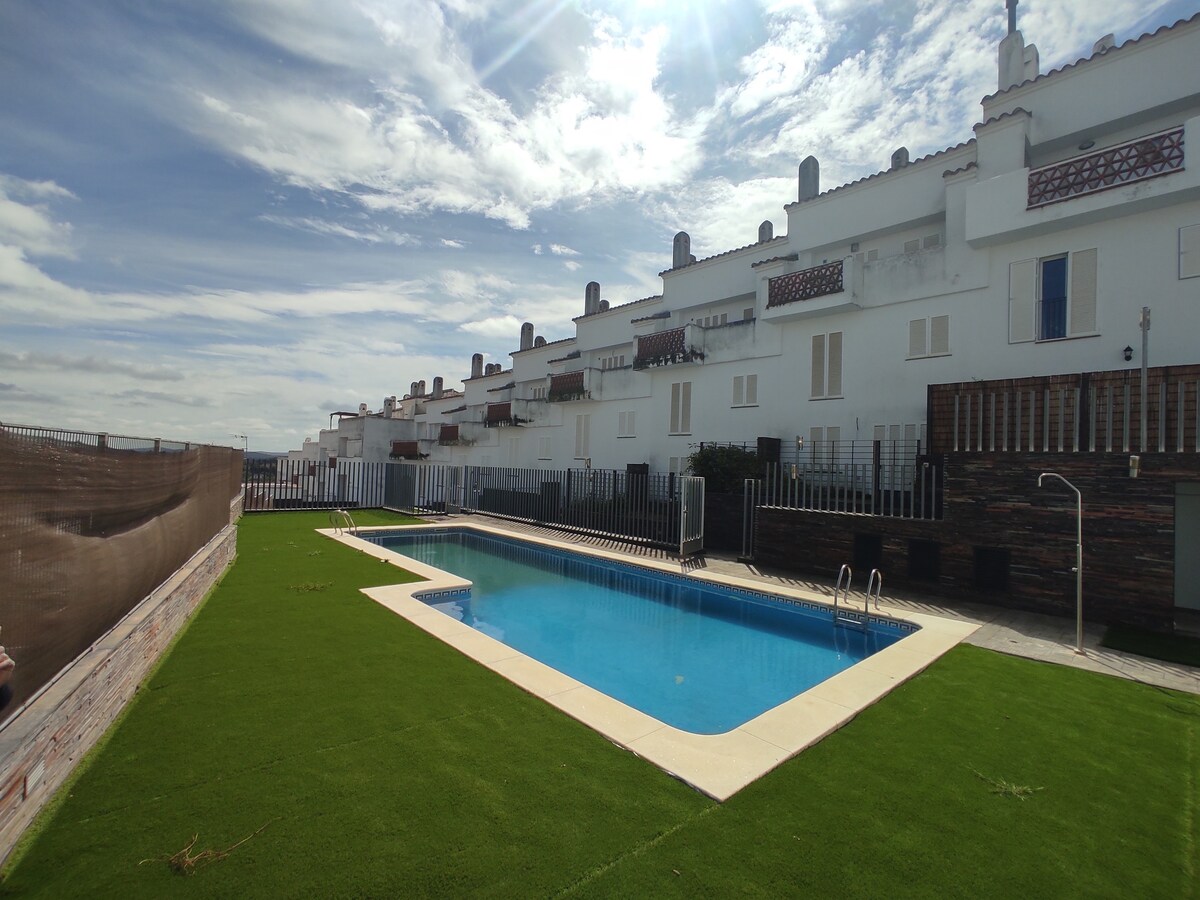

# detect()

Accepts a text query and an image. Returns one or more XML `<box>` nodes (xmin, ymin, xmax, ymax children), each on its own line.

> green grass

<box><xmin>2</xmin><ymin>511</ymin><xmax>1197</xmax><ymax>898</ymax></box>
<box><xmin>1102</xmin><ymin>623</ymin><xmax>1200</xmax><ymax>667</ymax></box>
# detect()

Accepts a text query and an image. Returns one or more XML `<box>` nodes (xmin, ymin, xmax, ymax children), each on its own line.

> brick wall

<box><xmin>756</xmin><ymin>452</ymin><xmax>1199</xmax><ymax>631</ymax></box>
<box><xmin>0</xmin><ymin>524</ymin><xmax>237</xmax><ymax>864</ymax></box>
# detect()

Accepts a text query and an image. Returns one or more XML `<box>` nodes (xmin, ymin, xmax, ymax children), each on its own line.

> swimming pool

<box><xmin>366</xmin><ymin>528</ymin><xmax>914</xmax><ymax>734</ymax></box>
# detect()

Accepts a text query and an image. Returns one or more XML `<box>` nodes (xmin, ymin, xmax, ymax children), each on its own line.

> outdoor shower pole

<box><xmin>1038</xmin><ymin>472</ymin><xmax>1084</xmax><ymax>655</ymax></box>
<box><xmin>1139</xmin><ymin>307</ymin><xmax>1150</xmax><ymax>452</ymax></box>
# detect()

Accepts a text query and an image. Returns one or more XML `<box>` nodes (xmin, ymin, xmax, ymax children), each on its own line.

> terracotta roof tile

<box><xmin>751</xmin><ymin>253</ymin><xmax>800</xmax><ymax>269</ymax></box>
<box><xmin>981</xmin><ymin>13</ymin><xmax>1200</xmax><ymax>104</ymax></box>
<box><xmin>659</xmin><ymin>235</ymin><xmax>787</xmax><ymax>276</ymax></box>
<box><xmin>784</xmin><ymin>140</ymin><xmax>976</xmax><ymax>209</ymax></box>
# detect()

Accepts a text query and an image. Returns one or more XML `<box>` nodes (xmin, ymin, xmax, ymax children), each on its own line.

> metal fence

<box><xmin>247</xmin><ymin>458</ymin><xmax>704</xmax><ymax>552</ymax></box>
<box><xmin>242</xmin><ymin>458</ymin><xmax>386</xmax><ymax>510</ymax></box>
<box><xmin>739</xmin><ymin>449</ymin><xmax>942</xmax><ymax>560</ymax></box>
<box><xmin>0</xmin><ymin>421</ymin><xmax>196</xmax><ymax>453</ymax></box>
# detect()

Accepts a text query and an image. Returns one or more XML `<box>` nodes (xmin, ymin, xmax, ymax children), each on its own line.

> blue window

<box><xmin>1039</xmin><ymin>256</ymin><xmax>1067</xmax><ymax>340</ymax></box>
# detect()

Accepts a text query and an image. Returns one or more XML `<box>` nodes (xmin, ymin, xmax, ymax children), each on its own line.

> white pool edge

<box><xmin>319</xmin><ymin>522</ymin><xmax>980</xmax><ymax>801</ymax></box>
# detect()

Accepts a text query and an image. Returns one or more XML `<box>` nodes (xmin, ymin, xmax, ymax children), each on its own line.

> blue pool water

<box><xmin>368</xmin><ymin>529</ymin><xmax>912</xmax><ymax>734</ymax></box>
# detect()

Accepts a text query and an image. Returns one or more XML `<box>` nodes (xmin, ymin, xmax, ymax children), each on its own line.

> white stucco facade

<box><xmin>297</xmin><ymin>13</ymin><xmax>1200</xmax><ymax>475</ymax></box>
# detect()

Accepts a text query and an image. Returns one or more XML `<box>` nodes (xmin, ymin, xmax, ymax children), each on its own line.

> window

<box><xmin>866</xmin><ymin>248</ymin><xmax>879</xmax><ymax>262</ymax></box>
<box><xmin>507</xmin><ymin>437</ymin><xmax>520</xmax><ymax>465</ymax></box>
<box><xmin>697</xmin><ymin>313</ymin><xmax>728</xmax><ymax>327</ymax></box>
<box><xmin>537</xmin><ymin>436</ymin><xmax>551</xmax><ymax>460</ymax></box>
<box><xmin>810</xmin><ymin>332</ymin><xmax>843</xmax><ymax>399</ymax></box>
<box><xmin>531</xmin><ymin>386</ymin><xmax>546</xmax><ymax>400</ymax></box>
<box><xmin>904</xmin><ymin>238</ymin><xmax>920</xmax><ymax>254</ymax></box>
<box><xmin>574</xmin><ymin>414</ymin><xmax>590</xmax><ymax>459</ymax></box>
<box><xmin>668</xmin><ymin>456</ymin><xmax>691</xmax><ymax>474</ymax></box>
<box><xmin>907</xmin><ymin>315</ymin><xmax>951</xmax><ymax>358</ymax></box>
<box><xmin>600</xmin><ymin>354</ymin><xmax>626</xmax><ymax>370</ymax></box>
<box><xmin>669</xmin><ymin>382</ymin><xmax>692</xmax><ymax>434</ymax></box>
<box><xmin>1181</xmin><ymin>225</ymin><xmax>1200</xmax><ymax>279</ymax></box>
<box><xmin>808</xmin><ymin>426</ymin><xmax>840</xmax><ymax>462</ymax></box>
<box><xmin>732</xmin><ymin>374</ymin><xmax>758</xmax><ymax>407</ymax></box>
<box><xmin>743</xmin><ymin>307</ymin><xmax>755</xmax><ymax>321</ymax></box>
<box><xmin>618</xmin><ymin>410</ymin><xmax>636</xmax><ymax>438</ymax></box>
<box><xmin>1009</xmin><ymin>250</ymin><xmax>1098</xmax><ymax>342</ymax></box>
<box><xmin>922</xmin><ymin>233</ymin><xmax>941</xmax><ymax>249</ymax></box>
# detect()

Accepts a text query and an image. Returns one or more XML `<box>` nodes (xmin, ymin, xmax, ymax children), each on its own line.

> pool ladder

<box><xmin>330</xmin><ymin>508</ymin><xmax>358</xmax><ymax>536</ymax></box>
<box><xmin>833</xmin><ymin>565</ymin><xmax>883</xmax><ymax>629</ymax></box>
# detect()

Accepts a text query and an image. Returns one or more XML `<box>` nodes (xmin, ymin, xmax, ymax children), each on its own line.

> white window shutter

<box><xmin>810</xmin><ymin>334</ymin><xmax>825</xmax><ymax>398</ymax></box>
<box><xmin>827</xmin><ymin>332</ymin><xmax>843</xmax><ymax>396</ymax></box>
<box><xmin>1009</xmin><ymin>259</ymin><xmax>1037</xmax><ymax>343</ymax></box>
<box><xmin>1070</xmin><ymin>249</ymin><xmax>1098</xmax><ymax>335</ymax></box>
<box><xmin>1181</xmin><ymin>225</ymin><xmax>1200</xmax><ymax>278</ymax></box>
<box><xmin>909</xmin><ymin>318</ymin><xmax>927</xmax><ymax>358</ymax></box>
<box><xmin>574</xmin><ymin>415</ymin><xmax>585</xmax><ymax>458</ymax></box>
<box><xmin>873</xmin><ymin>424</ymin><xmax>886</xmax><ymax>442</ymax></box>
<box><xmin>930</xmin><ymin>315</ymin><xmax>950</xmax><ymax>354</ymax></box>
<box><xmin>732</xmin><ymin>375</ymin><xmax>744</xmax><ymax>406</ymax></box>
<box><xmin>669</xmin><ymin>383</ymin><xmax>680</xmax><ymax>433</ymax></box>
<box><xmin>746</xmin><ymin>374</ymin><xmax>758</xmax><ymax>405</ymax></box>
<box><xmin>680</xmin><ymin>382</ymin><xmax>692</xmax><ymax>433</ymax></box>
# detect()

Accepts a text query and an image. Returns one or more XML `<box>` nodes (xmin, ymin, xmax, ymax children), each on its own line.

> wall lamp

<box><xmin>1123</xmin><ymin>345</ymin><xmax>1134</xmax><ymax>362</ymax></box>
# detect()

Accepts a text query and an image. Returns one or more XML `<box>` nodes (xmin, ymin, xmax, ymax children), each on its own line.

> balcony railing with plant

<box><xmin>548</xmin><ymin>370</ymin><xmax>588</xmax><ymax>402</ymax></box>
<box><xmin>632</xmin><ymin>327</ymin><xmax>702</xmax><ymax>369</ymax></box>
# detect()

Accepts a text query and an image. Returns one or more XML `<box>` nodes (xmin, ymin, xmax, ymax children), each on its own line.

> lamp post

<box><xmin>1037</xmin><ymin>472</ymin><xmax>1084</xmax><ymax>655</ymax></box>
<box><xmin>230</xmin><ymin>433</ymin><xmax>248</xmax><ymax>452</ymax></box>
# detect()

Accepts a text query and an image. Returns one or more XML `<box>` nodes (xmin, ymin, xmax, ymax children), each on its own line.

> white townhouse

<box><xmin>303</xmin><ymin>6</ymin><xmax>1200</xmax><ymax>477</ymax></box>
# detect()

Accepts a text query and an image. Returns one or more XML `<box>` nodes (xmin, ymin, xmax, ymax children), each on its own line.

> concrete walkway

<box><xmin>448</xmin><ymin>515</ymin><xmax>1200</xmax><ymax>696</ymax></box>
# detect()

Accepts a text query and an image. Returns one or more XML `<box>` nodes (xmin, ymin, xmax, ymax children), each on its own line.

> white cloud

<box><xmin>441</xmin><ymin>238</ymin><xmax>466</xmax><ymax>248</ymax></box>
<box><xmin>0</xmin><ymin>175</ymin><xmax>77</xmax><ymax>258</ymax></box>
<box><xmin>459</xmin><ymin>315</ymin><xmax>523</xmax><ymax>339</ymax></box>
<box><xmin>548</xmin><ymin>243</ymin><xmax>580</xmax><ymax>256</ymax></box>
<box><xmin>563</xmin><ymin>260</ymin><xmax>581</xmax><ymax>272</ymax></box>
<box><xmin>176</xmin><ymin>8</ymin><xmax>709</xmax><ymax>229</ymax></box>
<box><xmin>260</xmin><ymin>215</ymin><xmax>419</xmax><ymax>246</ymax></box>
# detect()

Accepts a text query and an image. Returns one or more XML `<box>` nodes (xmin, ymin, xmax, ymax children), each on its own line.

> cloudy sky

<box><xmin>1</xmin><ymin>0</ymin><xmax>1193</xmax><ymax>450</ymax></box>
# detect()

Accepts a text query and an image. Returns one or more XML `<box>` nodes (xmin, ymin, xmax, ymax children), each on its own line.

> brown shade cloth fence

<box><xmin>0</xmin><ymin>425</ymin><xmax>242</xmax><ymax>714</ymax></box>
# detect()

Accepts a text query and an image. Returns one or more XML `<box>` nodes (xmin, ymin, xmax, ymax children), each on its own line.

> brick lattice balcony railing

<box><xmin>766</xmin><ymin>260</ymin><xmax>844</xmax><ymax>308</ymax></box>
<box><xmin>1027</xmin><ymin>127</ymin><xmax>1184</xmax><ymax>209</ymax></box>
<box><xmin>632</xmin><ymin>327</ymin><xmax>701</xmax><ymax>369</ymax></box>
<box><xmin>438</xmin><ymin>424</ymin><xmax>459</xmax><ymax>445</ymax></box>
<box><xmin>389</xmin><ymin>440</ymin><xmax>422</xmax><ymax>459</ymax></box>
<box><xmin>548</xmin><ymin>370</ymin><xmax>586</xmax><ymax>401</ymax></box>
<box><xmin>485</xmin><ymin>402</ymin><xmax>513</xmax><ymax>426</ymax></box>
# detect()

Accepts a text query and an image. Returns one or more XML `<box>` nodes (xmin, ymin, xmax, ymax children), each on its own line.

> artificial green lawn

<box><xmin>2</xmin><ymin>511</ymin><xmax>1197</xmax><ymax>898</ymax></box>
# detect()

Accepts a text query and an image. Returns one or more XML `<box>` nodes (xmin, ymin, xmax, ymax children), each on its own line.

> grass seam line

<box><xmin>552</xmin><ymin>804</ymin><xmax>721</xmax><ymax>897</ymax></box>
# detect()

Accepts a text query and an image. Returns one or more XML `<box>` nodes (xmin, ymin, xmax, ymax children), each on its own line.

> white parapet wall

<box><xmin>0</xmin><ymin>522</ymin><xmax>239</xmax><ymax>865</ymax></box>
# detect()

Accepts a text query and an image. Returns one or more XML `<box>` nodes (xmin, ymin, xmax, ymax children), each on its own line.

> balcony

<box><xmin>1027</xmin><ymin>127</ymin><xmax>1184</xmax><ymax>209</ymax></box>
<box><xmin>548</xmin><ymin>370</ymin><xmax>588</xmax><ymax>401</ymax></box>
<box><xmin>484</xmin><ymin>401</ymin><xmax>524</xmax><ymax>427</ymax></box>
<box><xmin>767</xmin><ymin>260</ymin><xmax>843</xmax><ymax>308</ymax></box>
<box><xmin>760</xmin><ymin>258</ymin><xmax>861</xmax><ymax>322</ymax></box>
<box><xmin>632</xmin><ymin>327</ymin><xmax>702</xmax><ymax>370</ymax></box>
<box><xmin>438</xmin><ymin>424</ymin><xmax>460</xmax><ymax>445</ymax></box>
<box><xmin>389</xmin><ymin>440</ymin><xmax>425</xmax><ymax>460</ymax></box>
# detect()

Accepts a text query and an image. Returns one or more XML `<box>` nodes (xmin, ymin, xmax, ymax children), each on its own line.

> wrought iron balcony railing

<box><xmin>767</xmin><ymin>260</ymin><xmax>844</xmax><ymax>308</ymax></box>
<box><xmin>1027</xmin><ymin>127</ymin><xmax>1184</xmax><ymax>209</ymax></box>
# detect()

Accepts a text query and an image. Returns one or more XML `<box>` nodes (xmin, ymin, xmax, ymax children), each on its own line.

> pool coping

<box><xmin>319</xmin><ymin>522</ymin><xmax>980</xmax><ymax>801</ymax></box>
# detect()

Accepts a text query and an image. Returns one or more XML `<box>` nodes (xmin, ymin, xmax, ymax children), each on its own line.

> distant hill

<box><xmin>245</xmin><ymin>450</ymin><xmax>286</xmax><ymax>459</ymax></box>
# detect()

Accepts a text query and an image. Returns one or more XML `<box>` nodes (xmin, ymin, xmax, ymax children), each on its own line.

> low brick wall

<box><xmin>755</xmin><ymin>452</ymin><xmax>1198</xmax><ymax>630</ymax></box>
<box><xmin>0</xmin><ymin>524</ymin><xmax>237</xmax><ymax>864</ymax></box>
